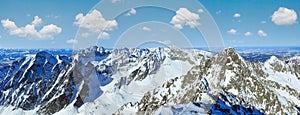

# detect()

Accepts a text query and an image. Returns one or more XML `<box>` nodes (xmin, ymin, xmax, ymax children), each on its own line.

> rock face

<box><xmin>0</xmin><ymin>46</ymin><xmax>299</xmax><ymax>115</ymax></box>
<box><xmin>116</xmin><ymin>48</ymin><xmax>300</xmax><ymax>114</ymax></box>
<box><xmin>0</xmin><ymin>51</ymin><xmax>74</xmax><ymax>114</ymax></box>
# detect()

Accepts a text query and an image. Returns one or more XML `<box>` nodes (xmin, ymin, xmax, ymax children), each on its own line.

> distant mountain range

<box><xmin>0</xmin><ymin>46</ymin><xmax>299</xmax><ymax>114</ymax></box>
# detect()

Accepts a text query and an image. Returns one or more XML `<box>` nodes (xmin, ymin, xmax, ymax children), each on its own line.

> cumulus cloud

<box><xmin>142</xmin><ymin>26</ymin><xmax>151</xmax><ymax>31</ymax></box>
<box><xmin>227</xmin><ymin>29</ymin><xmax>237</xmax><ymax>35</ymax></box>
<box><xmin>1</xmin><ymin>16</ymin><xmax>62</xmax><ymax>40</ymax></box>
<box><xmin>170</xmin><ymin>8</ymin><xmax>200</xmax><ymax>29</ymax></box>
<box><xmin>233</xmin><ymin>13</ymin><xmax>241</xmax><ymax>18</ymax></box>
<box><xmin>258</xmin><ymin>30</ymin><xmax>267</xmax><ymax>37</ymax></box>
<box><xmin>272</xmin><ymin>7</ymin><xmax>297</xmax><ymax>25</ymax></box>
<box><xmin>98</xmin><ymin>32</ymin><xmax>110</xmax><ymax>40</ymax></box>
<box><xmin>32</xmin><ymin>16</ymin><xmax>42</xmax><ymax>26</ymax></box>
<box><xmin>126</xmin><ymin>8</ymin><xmax>137</xmax><ymax>16</ymax></box>
<box><xmin>244</xmin><ymin>32</ymin><xmax>252</xmax><ymax>36</ymax></box>
<box><xmin>66</xmin><ymin>39</ymin><xmax>78</xmax><ymax>44</ymax></box>
<box><xmin>198</xmin><ymin>9</ymin><xmax>204</xmax><ymax>13</ymax></box>
<box><xmin>74</xmin><ymin>9</ymin><xmax>118</xmax><ymax>33</ymax></box>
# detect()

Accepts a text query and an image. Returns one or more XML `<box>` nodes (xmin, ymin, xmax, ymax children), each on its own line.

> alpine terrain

<box><xmin>0</xmin><ymin>46</ymin><xmax>299</xmax><ymax>114</ymax></box>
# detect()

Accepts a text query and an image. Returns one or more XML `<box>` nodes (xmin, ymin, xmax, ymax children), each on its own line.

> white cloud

<box><xmin>66</xmin><ymin>39</ymin><xmax>78</xmax><ymax>44</ymax></box>
<box><xmin>198</xmin><ymin>9</ymin><xmax>204</xmax><ymax>13</ymax></box>
<box><xmin>39</xmin><ymin>24</ymin><xmax>62</xmax><ymax>38</ymax></box>
<box><xmin>233</xmin><ymin>13</ymin><xmax>241</xmax><ymax>18</ymax></box>
<box><xmin>142</xmin><ymin>26</ymin><xmax>151</xmax><ymax>31</ymax></box>
<box><xmin>272</xmin><ymin>7</ymin><xmax>297</xmax><ymax>25</ymax></box>
<box><xmin>80</xmin><ymin>32</ymin><xmax>90</xmax><ymax>38</ymax></box>
<box><xmin>159</xmin><ymin>40</ymin><xmax>172</xmax><ymax>45</ymax></box>
<box><xmin>1</xmin><ymin>16</ymin><xmax>62</xmax><ymax>40</ymax></box>
<box><xmin>244</xmin><ymin>32</ymin><xmax>252</xmax><ymax>36</ymax></box>
<box><xmin>32</xmin><ymin>16</ymin><xmax>42</xmax><ymax>26</ymax></box>
<box><xmin>170</xmin><ymin>8</ymin><xmax>200</xmax><ymax>29</ymax></box>
<box><xmin>258</xmin><ymin>30</ymin><xmax>267</xmax><ymax>37</ymax></box>
<box><xmin>126</xmin><ymin>8</ymin><xmax>136</xmax><ymax>16</ymax></box>
<box><xmin>261</xmin><ymin>21</ymin><xmax>267</xmax><ymax>24</ymax></box>
<box><xmin>227</xmin><ymin>29</ymin><xmax>237</xmax><ymax>35</ymax></box>
<box><xmin>74</xmin><ymin>9</ymin><xmax>118</xmax><ymax>33</ymax></box>
<box><xmin>98</xmin><ymin>32</ymin><xmax>110</xmax><ymax>40</ymax></box>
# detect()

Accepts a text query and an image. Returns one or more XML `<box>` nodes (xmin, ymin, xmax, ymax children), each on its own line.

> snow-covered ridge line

<box><xmin>0</xmin><ymin>46</ymin><xmax>299</xmax><ymax>115</ymax></box>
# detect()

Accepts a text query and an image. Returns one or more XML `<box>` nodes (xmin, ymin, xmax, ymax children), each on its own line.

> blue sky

<box><xmin>0</xmin><ymin>0</ymin><xmax>299</xmax><ymax>49</ymax></box>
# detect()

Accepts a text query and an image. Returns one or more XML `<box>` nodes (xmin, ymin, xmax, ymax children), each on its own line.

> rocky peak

<box><xmin>74</xmin><ymin>46</ymin><xmax>110</xmax><ymax>64</ymax></box>
<box><xmin>35</xmin><ymin>51</ymin><xmax>53</xmax><ymax>59</ymax></box>
<box><xmin>214</xmin><ymin>48</ymin><xmax>245</xmax><ymax>65</ymax></box>
<box><xmin>264</xmin><ymin>55</ymin><xmax>299</xmax><ymax>73</ymax></box>
<box><xmin>205</xmin><ymin>48</ymin><xmax>249</xmax><ymax>88</ymax></box>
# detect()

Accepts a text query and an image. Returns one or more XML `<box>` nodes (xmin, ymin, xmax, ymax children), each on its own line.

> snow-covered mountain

<box><xmin>0</xmin><ymin>46</ymin><xmax>299</xmax><ymax>114</ymax></box>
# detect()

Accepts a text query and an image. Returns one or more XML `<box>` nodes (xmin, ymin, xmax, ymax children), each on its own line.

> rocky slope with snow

<box><xmin>0</xmin><ymin>46</ymin><xmax>299</xmax><ymax>114</ymax></box>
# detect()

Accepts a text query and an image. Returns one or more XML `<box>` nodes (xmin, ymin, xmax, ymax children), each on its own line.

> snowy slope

<box><xmin>0</xmin><ymin>46</ymin><xmax>299</xmax><ymax>115</ymax></box>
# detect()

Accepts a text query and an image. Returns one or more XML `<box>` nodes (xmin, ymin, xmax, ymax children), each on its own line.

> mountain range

<box><xmin>0</xmin><ymin>46</ymin><xmax>299</xmax><ymax>114</ymax></box>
